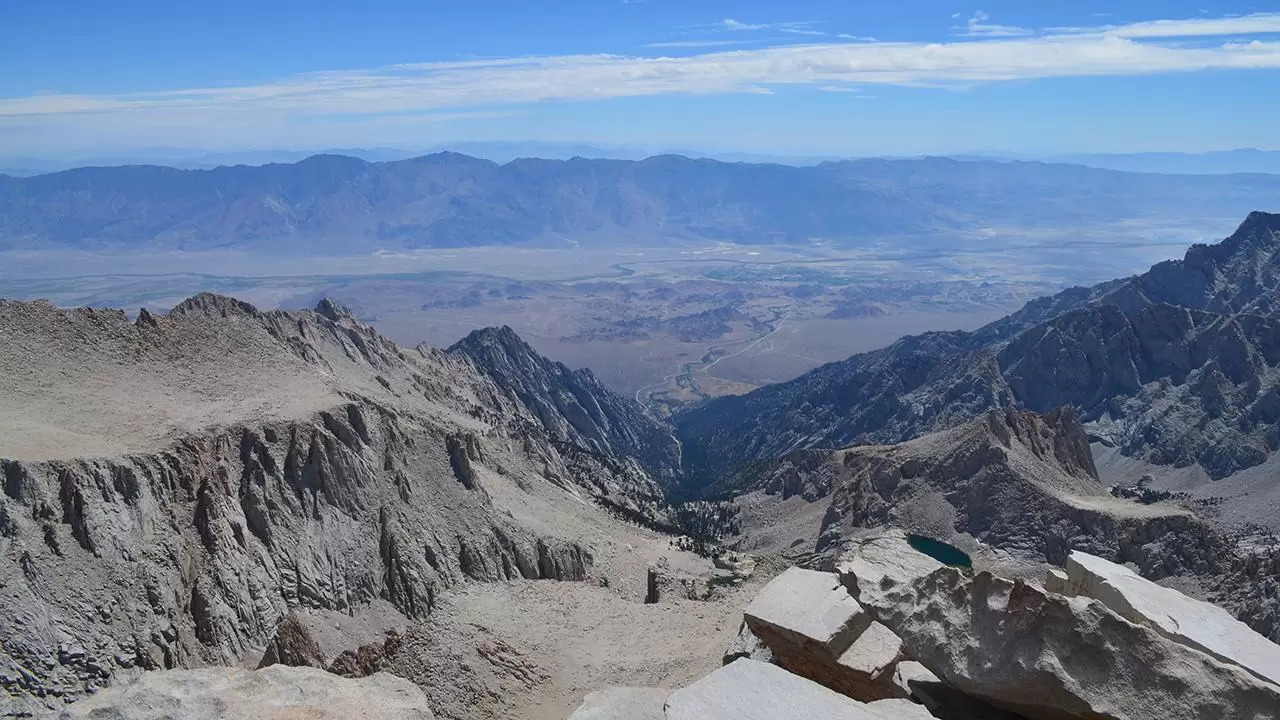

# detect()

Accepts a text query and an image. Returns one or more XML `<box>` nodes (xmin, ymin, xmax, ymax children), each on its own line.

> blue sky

<box><xmin>2</xmin><ymin>0</ymin><xmax>1279</xmax><ymax>157</ymax></box>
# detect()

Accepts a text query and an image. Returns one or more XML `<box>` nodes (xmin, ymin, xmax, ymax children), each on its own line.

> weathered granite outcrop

<box><xmin>741</xmin><ymin>567</ymin><xmax>907</xmax><ymax>702</ymax></box>
<box><xmin>1048</xmin><ymin>551</ymin><xmax>1280</xmax><ymax>689</ymax></box>
<box><xmin>57</xmin><ymin>665</ymin><xmax>434</xmax><ymax>719</ymax></box>
<box><xmin>721</xmin><ymin>623</ymin><xmax>775</xmax><ymax>666</ymax></box>
<box><xmin>715</xmin><ymin>408</ymin><xmax>1280</xmax><ymax>643</ymax></box>
<box><xmin>0</xmin><ymin>296</ymin><xmax>668</xmax><ymax>713</ymax></box>
<box><xmin>744</xmin><ymin>568</ymin><xmax>869</xmax><ymax>655</ymax></box>
<box><xmin>327</xmin><ymin>629</ymin><xmax>401</xmax><ymax>679</ymax></box>
<box><xmin>0</xmin><ymin>403</ymin><xmax>594</xmax><ymax>713</ymax></box>
<box><xmin>664</xmin><ymin>659</ymin><xmax>912</xmax><ymax>720</ymax></box>
<box><xmin>839</xmin><ymin>531</ymin><xmax>1280</xmax><ymax>720</ymax></box>
<box><xmin>568</xmin><ymin>687</ymin><xmax>670</xmax><ymax>720</ymax></box>
<box><xmin>448</xmin><ymin>325</ymin><xmax>682</xmax><ymax>492</ymax></box>
<box><xmin>257</xmin><ymin>614</ymin><xmax>326</xmax><ymax>669</ymax></box>
<box><xmin>678</xmin><ymin>211</ymin><xmax>1280</xmax><ymax>484</ymax></box>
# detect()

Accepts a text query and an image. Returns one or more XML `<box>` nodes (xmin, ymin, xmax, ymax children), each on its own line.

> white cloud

<box><xmin>1057</xmin><ymin>12</ymin><xmax>1280</xmax><ymax>38</ymax></box>
<box><xmin>643</xmin><ymin>40</ymin><xmax>753</xmax><ymax>49</ymax></box>
<box><xmin>3</xmin><ymin>12</ymin><xmax>1280</xmax><ymax>148</ymax></box>
<box><xmin>780</xmin><ymin>27</ymin><xmax>829</xmax><ymax>37</ymax></box>
<box><xmin>955</xmin><ymin>10</ymin><xmax>1034</xmax><ymax>38</ymax></box>
<box><xmin>719</xmin><ymin>18</ymin><xmax>766</xmax><ymax>31</ymax></box>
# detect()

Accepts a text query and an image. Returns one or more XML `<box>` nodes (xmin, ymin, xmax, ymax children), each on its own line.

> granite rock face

<box><xmin>596</xmin><ymin>529</ymin><xmax>1280</xmax><ymax>720</ymax></box>
<box><xmin>716</xmin><ymin>409</ymin><xmax>1280</xmax><ymax>641</ymax></box>
<box><xmin>840</xmin><ymin>532</ymin><xmax>1280</xmax><ymax>720</ymax></box>
<box><xmin>257</xmin><ymin>614</ymin><xmax>326</xmax><ymax>669</ymax></box>
<box><xmin>448</xmin><ymin>325</ymin><xmax>682</xmax><ymax>494</ymax></box>
<box><xmin>1049</xmin><ymin>551</ymin><xmax>1280</xmax><ymax>689</ymax></box>
<box><xmin>568</xmin><ymin>687</ymin><xmax>670</xmax><ymax>720</ymax></box>
<box><xmin>664</xmin><ymin>660</ymin><xmax>897</xmax><ymax>720</ymax></box>
<box><xmin>0</xmin><ymin>296</ymin><xmax>670</xmax><ymax>713</ymax></box>
<box><xmin>743</xmin><ymin>568</ymin><xmax>869</xmax><ymax>654</ymax></box>
<box><xmin>57</xmin><ymin>665</ymin><xmax>435</xmax><ymax>720</ymax></box>
<box><xmin>721</xmin><ymin>623</ymin><xmax>775</xmax><ymax>666</ymax></box>
<box><xmin>678</xmin><ymin>211</ymin><xmax>1280</xmax><ymax>484</ymax></box>
<box><xmin>737</xmin><ymin>567</ymin><xmax>910</xmax><ymax>703</ymax></box>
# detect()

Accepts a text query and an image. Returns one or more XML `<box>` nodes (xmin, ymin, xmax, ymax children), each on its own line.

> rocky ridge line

<box><xmin>0</xmin><ymin>294</ymin><xmax>674</xmax><ymax>713</ymax></box>
<box><xmin>677</xmin><ymin>211</ymin><xmax>1280</xmax><ymax>487</ymax></box>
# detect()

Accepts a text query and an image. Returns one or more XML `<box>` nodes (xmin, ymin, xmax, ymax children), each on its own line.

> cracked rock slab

<box><xmin>57</xmin><ymin>665</ymin><xmax>435</xmax><ymax>720</ymax></box>
<box><xmin>568</xmin><ymin>687</ymin><xmax>669</xmax><ymax>720</ymax></box>
<box><xmin>849</xmin><ymin>562</ymin><xmax>1280</xmax><ymax>720</ymax></box>
<box><xmin>664</xmin><ymin>659</ymin><xmax>912</xmax><ymax>720</ymax></box>
<box><xmin>1049</xmin><ymin>551</ymin><xmax>1280</xmax><ymax>689</ymax></box>
<box><xmin>744</xmin><ymin>567</ymin><xmax>869</xmax><ymax>653</ymax></box>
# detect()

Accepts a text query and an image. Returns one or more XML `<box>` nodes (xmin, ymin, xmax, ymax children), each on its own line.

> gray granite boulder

<box><xmin>1049</xmin><ymin>551</ymin><xmax>1280</xmax><ymax>688</ymax></box>
<box><xmin>665</xmin><ymin>660</ymin><xmax>916</xmax><ymax>720</ymax></box>
<box><xmin>58</xmin><ymin>665</ymin><xmax>434</xmax><ymax>719</ymax></box>
<box><xmin>840</xmin><ymin>533</ymin><xmax>1280</xmax><ymax>720</ymax></box>
<box><xmin>568</xmin><ymin>687</ymin><xmax>668</xmax><ymax>720</ymax></box>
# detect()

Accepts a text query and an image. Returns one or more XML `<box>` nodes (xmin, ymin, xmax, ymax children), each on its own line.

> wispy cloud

<box><xmin>643</xmin><ymin>39</ymin><xmax>753</xmax><ymax>49</ymax></box>
<box><xmin>719</xmin><ymin>18</ymin><xmax>767</xmax><ymax>31</ymax></box>
<box><xmin>780</xmin><ymin>27</ymin><xmax>829</xmax><ymax>37</ymax></box>
<box><xmin>654</xmin><ymin>19</ymin><xmax>846</xmax><ymax>50</ymax></box>
<box><xmin>710</xmin><ymin>19</ymin><xmax>829</xmax><ymax>35</ymax></box>
<box><xmin>955</xmin><ymin>10</ymin><xmax>1034</xmax><ymax>38</ymax></box>
<box><xmin>3</xmin><ymin>12</ymin><xmax>1280</xmax><ymax>148</ymax></box>
<box><xmin>1055</xmin><ymin>12</ymin><xmax>1280</xmax><ymax>38</ymax></box>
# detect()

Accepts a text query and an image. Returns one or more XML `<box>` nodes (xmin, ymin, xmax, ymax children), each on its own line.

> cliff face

<box><xmin>447</xmin><ymin>325</ymin><xmax>682</xmax><ymax>491</ymax></box>
<box><xmin>677</xmin><ymin>212</ymin><xmax>1280</xmax><ymax>487</ymax></box>
<box><xmin>0</xmin><ymin>295</ymin><xmax>668</xmax><ymax>712</ymax></box>
<box><xmin>717</xmin><ymin>409</ymin><xmax>1280</xmax><ymax>642</ymax></box>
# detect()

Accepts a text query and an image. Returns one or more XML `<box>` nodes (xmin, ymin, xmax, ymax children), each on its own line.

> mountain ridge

<box><xmin>0</xmin><ymin>292</ymin><xmax>688</xmax><ymax>712</ymax></box>
<box><xmin>3</xmin><ymin>153</ymin><xmax>1280</xmax><ymax>253</ymax></box>
<box><xmin>677</xmin><ymin>212</ymin><xmax>1280</xmax><ymax>490</ymax></box>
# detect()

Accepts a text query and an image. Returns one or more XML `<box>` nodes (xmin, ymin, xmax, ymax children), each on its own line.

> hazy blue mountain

<box><xmin>1049</xmin><ymin>149</ymin><xmax>1280</xmax><ymax>176</ymax></box>
<box><xmin>0</xmin><ymin>168</ymin><xmax>46</xmax><ymax>178</ymax></box>
<box><xmin>2</xmin><ymin>153</ymin><xmax>1279</xmax><ymax>253</ymax></box>
<box><xmin>0</xmin><ymin>148</ymin><xmax>419</xmax><ymax>174</ymax></box>
<box><xmin>428</xmin><ymin>142</ymin><xmax>842</xmax><ymax>165</ymax></box>
<box><xmin>0</xmin><ymin>144</ymin><xmax>842</xmax><ymax>173</ymax></box>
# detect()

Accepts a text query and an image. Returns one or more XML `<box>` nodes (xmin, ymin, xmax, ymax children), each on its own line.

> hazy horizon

<box><xmin>6</xmin><ymin>2</ymin><xmax>1280</xmax><ymax>157</ymax></box>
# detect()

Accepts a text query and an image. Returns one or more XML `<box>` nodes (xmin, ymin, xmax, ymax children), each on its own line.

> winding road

<box><xmin>634</xmin><ymin>306</ymin><xmax>792</xmax><ymax>415</ymax></box>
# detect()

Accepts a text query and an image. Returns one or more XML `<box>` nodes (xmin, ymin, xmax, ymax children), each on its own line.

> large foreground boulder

<box><xmin>568</xmin><ymin>687</ymin><xmax>669</xmax><ymax>720</ymax></box>
<box><xmin>742</xmin><ymin>567</ymin><xmax>906</xmax><ymax>701</ymax></box>
<box><xmin>58</xmin><ymin>665</ymin><xmax>434</xmax><ymax>719</ymax></box>
<box><xmin>840</xmin><ymin>533</ymin><xmax>1280</xmax><ymax>720</ymax></box>
<box><xmin>1049</xmin><ymin>551</ymin><xmax>1280</xmax><ymax>689</ymax></box>
<box><xmin>744</xmin><ymin>567</ymin><xmax>869</xmax><ymax>652</ymax></box>
<box><xmin>664</xmin><ymin>659</ymin><xmax>918</xmax><ymax>720</ymax></box>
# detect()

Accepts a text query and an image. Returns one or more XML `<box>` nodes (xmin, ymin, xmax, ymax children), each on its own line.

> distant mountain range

<box><xmin>0</xmin><ymin>143</ymin><xmax>835</xmax><ymax>176</ymax></box>
<box><xmin>1047</xmin><ymin>149</ymin><xmax>1280</xmax><ymax>176</ymax></box>
<box><xmin>5</xmin><ymin>145</ymin><xmax>1278</xmax><ymax>177</ymax></box>
<box><xmin>676</xmin><ymin>211</ymin><xmax>1280</xmax><ymax>493</ymax></box>
<box><xmin>3</xmin><ymin>153</ymin><xmax>1280</xmax><ymax>253</ymax></box>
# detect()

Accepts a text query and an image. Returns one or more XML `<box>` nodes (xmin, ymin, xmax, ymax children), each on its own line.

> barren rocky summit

<box><xmin>4</xmin><ymin>212</ymin><xmax>1280</xmax><ymax>720</ymax></box>
<box><xmin>0</xmin><ymin>293</ymin><xmax>698</xmax><ymax>715</ymax></box>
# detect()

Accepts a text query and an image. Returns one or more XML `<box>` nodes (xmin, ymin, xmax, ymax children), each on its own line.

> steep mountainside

<box><xmin>0</xmin><ymin>294</ymin><xmax>677</xmax><ymax>713</ymax></box>
<box><xmin>3</xmin><ymin>154</ymin><xmax>1280</xmax><ymax>251</ymax></box>
<box><xmin>447</xmin><ymin>326</ymin><xmax>681</xmax><ymax>490</ymax></box>
<box><xmin>678</xmin><ymin>212</ymin><xmax>1280</xmax><ymax>487</ymax></box>
<box><xmin>721</xmin><ymin>409</ymin><xmax>1280</xmax><ymax>642</ymax></box>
